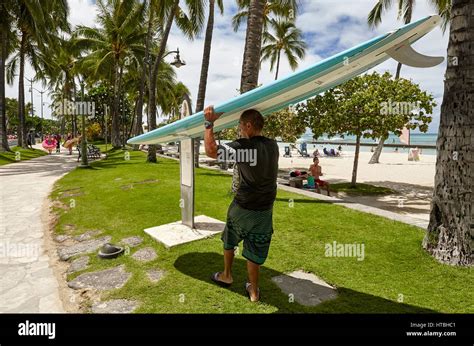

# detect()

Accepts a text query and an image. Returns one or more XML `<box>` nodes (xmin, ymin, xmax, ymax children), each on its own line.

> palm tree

<box><xmin>0</xmin><ymin>1</ymin><xmax>16</xmax><ymax>151</ymax></box>
<box><xmin>227</xmin><ymin>0</ymin><xmax>267</xmax><ymax>193</ymax></box>
<box><xmin>240</xmin><ymin>0</ymin><xmax>266</xmax><ymax>93</ymax></box>
<box><xmin>261</xmin><ymin>18</ymin><xmax>306</xmax><ymax>80</ymax></box>
<box><xmin>367</xmin><ymin>0</ymin><xmax>451</xmax><ymax>163</ymax></box>
<box><xmin>146</xmin><ymin>0</ymin><xmax>205</xmax><ymax>163</ymax></box>
<box><xmin>193</xmin><ymin>0</ymin><xmax>224</xmax><ymax>167</ymax></box>
<box><xmin>8</xmin><ymin>0</ymin><xmax>69</xmax><ymax>148</ymax></box>
<box><xmin>74</xmin><ymin>0</ymin><xmax>146</xmax><ymax>148</ymax></box>
<box><xmin>39</xmin><ymin>36</ymin><xmax>82</xmax><ymax>136</ymax></box>
<box><xmin>232</xmin><ymin>0</ymin><xmax>300</xmax><ymax>33</ymax></box>
<box><xmin>132</xmin><ymin>0</ymin><xmax>155</xmax><ymax>142</ymax></box>
<box><xmin>423</xmin><ymin>0</ymin><xmax>472</xmax><ymax>266</ymax></box>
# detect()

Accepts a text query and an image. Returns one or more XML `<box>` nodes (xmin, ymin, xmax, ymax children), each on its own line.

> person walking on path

<box><xmin>204</xmin><ymin>106</ymin><xmax>279</xmax><ymax>302</ymax></box>
<box><xmin>27</xmin><ymin>130</ymin><xmax>35</xmax><ymax>149</ymax></box>
<box><xmin>55</xmin><ymin>134</ymin><xmax>61</xmax><ymax>153</ymax></box>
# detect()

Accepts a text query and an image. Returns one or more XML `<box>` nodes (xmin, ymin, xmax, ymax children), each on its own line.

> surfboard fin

<box><xmin>387</xmin><ymin>40</ymin><xmax>444</xmax><ymax>68</ymax></box>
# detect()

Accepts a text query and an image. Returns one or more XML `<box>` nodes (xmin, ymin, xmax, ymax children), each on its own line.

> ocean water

<box><xmin>279</xmin><ymin>132</ymin><xmax>438</xmax><ymax>155</ymax></box>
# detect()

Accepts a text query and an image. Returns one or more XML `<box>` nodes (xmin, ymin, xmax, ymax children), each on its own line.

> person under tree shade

<box><xmin>27</xmin><ymin>130</ymin><xmax>35</xmax><ymax>149</ymax></box>
<box><xmin>204</xmin><ymin>106</ymin><xmax>279</xmax><ymax>302</ymax></box>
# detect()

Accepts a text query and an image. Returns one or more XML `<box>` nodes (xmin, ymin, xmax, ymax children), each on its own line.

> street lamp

<box><xmin>168</xmin><ymin>48</ymin><xmax>186</xmax><ymax>68</ymax></box>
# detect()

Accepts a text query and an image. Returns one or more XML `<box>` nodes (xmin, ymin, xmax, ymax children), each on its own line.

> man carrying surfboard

<box><xmin>204</xmin><ymin>106</ymin><xmax>279</xmax><ymax>302</ymax></box>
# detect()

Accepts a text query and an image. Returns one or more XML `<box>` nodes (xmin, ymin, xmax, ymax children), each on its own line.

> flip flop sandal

<box><xmin>211</xmin><ymin>272</ymin><xmax>232</xmax><ymax>288</ymax></box>
<box><xmin>245</xmin><ymin>282</ymin><xmax>260</xmax><ymax>302</ymax></box>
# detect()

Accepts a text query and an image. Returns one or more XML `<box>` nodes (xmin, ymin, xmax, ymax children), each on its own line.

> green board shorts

<box><xmin>221</xmin><ymin>200</ymin><xmax>274</xmax><ymax>265</ymax></box>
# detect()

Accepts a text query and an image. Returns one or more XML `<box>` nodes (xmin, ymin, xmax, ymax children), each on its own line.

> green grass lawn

<box><xmin>51</xmin><ymin>149</ymin><xmax>473</xmax><ymax>313</ymax></box>
<box><xmin>330</xmin><ymin>182</ymin><xmax>394</xmax><ymax>195</ymax></box>
<box><xmin>0</xmin><ymin>146</ymin><xmax>47</xmax><ymax>165</ymax></box>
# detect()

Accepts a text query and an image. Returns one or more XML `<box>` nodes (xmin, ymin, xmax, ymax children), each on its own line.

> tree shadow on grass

<box><xmin>174</xmin><ymin>252</ymin><xmax>438</xmax><ymax>313</ymax></box>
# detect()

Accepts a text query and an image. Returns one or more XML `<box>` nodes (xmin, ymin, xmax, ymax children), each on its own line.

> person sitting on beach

<box><xmin>313</xmin><ymin>149</ymin><xmax>320</xmax><ymax>158</ymax></box>
<box><xmin>323</xmin><ymin>147</ymin><xmax>330</xmax><ymax>156</ymax></box>
<box><xmin>330</xmin><ymin>148</ymin><xmax>340</xmax><ymax>157</ymax></box>
<box><xmin>309</xmin><ymin>157</ymin><xmax>330</xmax><ymax>196</ymax></box>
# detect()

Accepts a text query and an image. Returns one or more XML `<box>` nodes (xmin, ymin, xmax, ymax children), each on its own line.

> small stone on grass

<box><xmin>131</xmin><ymin>247</ymin><xmax>157</xmax><ymax>262</ymax></box>
<box><xmin>74</xmin><ymin>230</ymin><xmax>103</xmax><ymax>242</ymax></box>
<box><xmin>120</xmin><ymin>236</ymin><xmax>143</xmax><ymax>248</ymax></box>
<box><xmin>67</xmin><ymin>256</ymin><xmax>90</xmax><ymax>274</ymax></box>
<box><xmin>271</xmin><ymin>270</ymin><xmax>337</xmax><ymax>306</ymax></box>
<box><xmin>91</xmin><ymin>299</ymin><xmax>139</xmax><ymax>313</ymax></box>
<box><xmin>68</xmin><ymin>265</ymin><xmax>131</xmax><ymax>291</ymax></box>
<box><xmin>58</xmin><ymin>236</ymin><xmax>112</xmax><ymax>261</ymax></box>
<box><xmin>146</xmin><ymin>269</ymin><xmax>165</xmax><ymax>283</ymax></box>
<box><xmin>55</xmin><ymin>235</ymin><xmax>71</xmax><ymax>243</ymax></box>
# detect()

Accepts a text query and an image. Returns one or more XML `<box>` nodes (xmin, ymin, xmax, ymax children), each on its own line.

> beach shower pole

<box><xmin>179</xmin><ymin>94</ymin><xmax>194</xmax><ymax>228</ymax></box>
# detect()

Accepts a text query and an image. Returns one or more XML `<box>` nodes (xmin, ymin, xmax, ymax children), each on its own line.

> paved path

<box><xmin>0</xmin><ymin>147</ymin><xmax>78</xmax><ymax>312</ymax></box>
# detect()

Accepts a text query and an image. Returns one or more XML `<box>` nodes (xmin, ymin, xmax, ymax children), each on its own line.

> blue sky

<box><xmin>6</xmin><ymin>0</ymin><xmax>449</xmax><ymax>133</ymax></box>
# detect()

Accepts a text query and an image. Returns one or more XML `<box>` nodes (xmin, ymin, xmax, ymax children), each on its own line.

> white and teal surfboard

<box><xmin>128</xmin><ymin>15</ymin><xmax>443</xmax><ymax>145</ymax></box>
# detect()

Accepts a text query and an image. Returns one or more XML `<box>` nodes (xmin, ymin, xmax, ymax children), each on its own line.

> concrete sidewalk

<box><xmin>0</xmin><ymin>148</ymin><xmax>78</xmax><ymax>312</ymax></box>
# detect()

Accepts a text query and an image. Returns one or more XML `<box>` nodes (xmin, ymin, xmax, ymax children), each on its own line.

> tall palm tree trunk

<box><xmin>194</xmin><ymin>0</ymin><xmax>216</xmax><ymax>167</ymax></box>
<box><xmin>72</xmin><ymin>82</ymin><xmax>77</xmax><ymax>136</ymax></box>
<box><xmin>240</xmin><ymin>0</ymin><xmax>265</xmax><ymax>93</ymax></box>
<box><xmin>111</xmin><ymin>58</ymin><xmax>122</xmax><ymax>148</ymax></box>
<box><xmin>147</xmin><ymin>0</ymin><xmax>179</xmax><ymax>163</ymax></box>
<box><xmin>423</xmin><ymin>0</ymin><xmax>473</xmax><ymax>266</ymax></box>
<box><xmin>232</xmin><ymin>0</ymin><xmax>265</xmax><ymax>192</ymax></box>
<box><xmin>0</xmin><ymin>29</ymin><xmax>10</xmax><ymax>152</ymax></box>
<box><xmin>18</xmin><ymin>33</ymin><xmax>27</xmax><ymax>148</ymax></box>
<box><xmin>133</xmin><ymin>1</ymin><xmax>153</xmax><ymax>143</ymax></box>
<box><xmin>274</xmin><ymin>50</ymin><xmax>281</xmax><ymax>80</ymax></box>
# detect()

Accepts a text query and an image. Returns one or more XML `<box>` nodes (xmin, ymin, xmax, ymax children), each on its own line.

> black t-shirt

<box><xmin>218</xmin><ymin>136</ymin><xmax>279</xmax><ymax>210</ymax></box>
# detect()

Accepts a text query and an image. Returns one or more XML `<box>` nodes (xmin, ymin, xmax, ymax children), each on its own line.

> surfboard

<box><xmin>128</xmin><ymin>15</ymin><xmax>443</xmax><ymax>145</ymax></box>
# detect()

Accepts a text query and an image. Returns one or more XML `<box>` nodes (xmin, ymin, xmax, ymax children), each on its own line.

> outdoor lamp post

<box><xmin>31</xmin><ymin>87</ymin><xmax>45</xmax><ymax>141</ymax></box>
<box><xmin>168</xmin><ymin>48</ymin><xmax>186</xmax><ymax>68</ymax></box>
<box><xmin>79</xmin><ymin>80</ymin><xmax>89</xmax><ymax>167</ymax></box>
<box><xmin>26</xmin><ymin>77</ymin><xmax>34</xmax><ymax>118</ymax></box>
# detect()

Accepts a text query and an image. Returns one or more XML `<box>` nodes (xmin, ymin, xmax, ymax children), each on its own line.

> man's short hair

<box><xmin>240</xmin><ymin>109</ymin><xmax>264</xmax><ymax>131</ymax></box>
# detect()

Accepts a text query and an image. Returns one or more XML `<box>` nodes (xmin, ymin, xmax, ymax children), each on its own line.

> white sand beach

<box><xmin>278</xmin><ymin>150</ymin><xmax>436</xmax><ymax>187</ymax></box>
<box><xmin>277</xmin><ymin>149</ymin><xmax>435</xmax><ymax>222</ymax></box>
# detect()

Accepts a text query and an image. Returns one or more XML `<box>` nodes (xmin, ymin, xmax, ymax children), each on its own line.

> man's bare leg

<box><xmin>217</xmin><ymin>249</ymin><xmax>234</xmax><ymax>284</ymax></box>
<box><xmin>247</xmin><ymin>260</ymin><xmax>260</xmax><ymax>301</ymax></box>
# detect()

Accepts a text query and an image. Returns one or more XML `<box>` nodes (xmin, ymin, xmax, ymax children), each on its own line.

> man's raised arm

<box><xmin>203</xmin><ymin>106</ymin><xmax>223</xmax><ymax>159</ymax></box>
